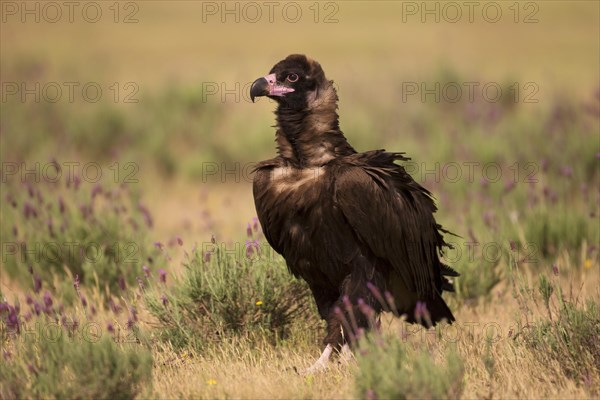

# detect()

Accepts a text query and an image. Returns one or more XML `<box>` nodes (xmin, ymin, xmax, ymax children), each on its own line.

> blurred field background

<box><xmin>1</xmin><ymin>1</ymin><xmax>599</xmax><ymax>399</ymax></box>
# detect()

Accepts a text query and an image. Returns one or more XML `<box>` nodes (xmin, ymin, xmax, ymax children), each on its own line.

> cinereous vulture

<box><xmin>250</xmin><ymin>54</ymin><xmax>459</xmax><ymax>373</ymax></box>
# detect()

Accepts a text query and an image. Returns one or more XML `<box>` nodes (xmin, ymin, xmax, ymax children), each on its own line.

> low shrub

<box><xmin>0</xmin><ymin>298</ymin><xmax>153</xmax><ymax>399</ymax></box>
<box><xmin>521</xmin><ymin>277</ymin><xmax>599</xmax><ymax>383</ymax></box>
<box><xmin>354</xmin><ymin>332</ymin><xmax>465</xmax><ymax>400</ymax></box>
<box><xmin>1</xmin><ymin>171</ymin><xmax>157</xmax><ymax>297</ymax></box>
<box><xmin>145</xmin><ymin>238</ymin><xmax>321</xmax><ymax>352</ymax></box>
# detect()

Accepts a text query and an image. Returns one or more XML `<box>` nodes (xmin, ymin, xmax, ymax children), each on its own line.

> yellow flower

<box><xmin>584</xmin><ymin>259</ymin><xmax>593</xmax><ymax>269</ymax></box>
<box><xmin>207</xmin><ymin>379</ymin><xmax>217</xmax><ymax>385</ymax></box>
<box><xmin>255</xmin><ymin>301</ymin><xmax>263</xmax><ymax>306</ymax></box>
<box><xmin>180</xmin><ymin>352</ymin><xmax>190</xmax><ymax>364</ymax></box>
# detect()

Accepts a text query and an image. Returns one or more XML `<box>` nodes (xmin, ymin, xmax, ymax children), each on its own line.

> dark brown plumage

<box><xmin>250</xmin><ymin>55</ymin><xmax>458</xmax><ymax>359</ymax></box>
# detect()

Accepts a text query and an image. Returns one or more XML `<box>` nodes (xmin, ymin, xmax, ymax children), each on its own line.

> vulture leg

<box><xmin>339</xmin><ymin>343</ymin><xmax>354</xmax><ymax>364</ymax></box>
<box><xmin>301</xmin><ymin>344</ymin><xmax>333</xmax><ymax>375</ymax></box>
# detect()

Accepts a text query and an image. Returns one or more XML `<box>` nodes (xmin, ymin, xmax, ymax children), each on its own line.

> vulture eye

<box><xmin>286</xmin><ymin>73</ymin><xmax>299</xmax><ymax>83</ymax></box>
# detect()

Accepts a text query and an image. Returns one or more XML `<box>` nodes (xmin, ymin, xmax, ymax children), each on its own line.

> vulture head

<box><xmin>250</xmin><ymin>54</ymin><xmax>335</xmax><ymax>112</ymax></box>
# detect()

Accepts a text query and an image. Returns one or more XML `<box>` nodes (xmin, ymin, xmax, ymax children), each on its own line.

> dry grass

<box><xmin>3</xmin><ymin>270</ymin><xmax>596</xmax><ymax>399</ymax></box>
<box><xmin>2</xmin><ymin>174</ymin><xmax>598</xmax><ymax>399</ymax></box>
<box><xmin>145</xmin><ymin>259</ymin><xmax>598</xmax><ymax>399</ymax></box>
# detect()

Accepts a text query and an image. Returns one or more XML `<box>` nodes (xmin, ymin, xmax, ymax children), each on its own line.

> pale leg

<box><xmin>338</xmin><ymin>343</ymin><xmax>354</xmax><ymax>365</ymax></box>
<box><xmin>301</xmin><ymin>344</ymin><xmax>333</xmax><ymax>375</ymax></box>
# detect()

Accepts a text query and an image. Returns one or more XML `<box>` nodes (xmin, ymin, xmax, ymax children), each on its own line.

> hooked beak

<box><xmin>250</xmin><ymin>73</ymin><xmax>295</xmax><ymax>102</ymax></box>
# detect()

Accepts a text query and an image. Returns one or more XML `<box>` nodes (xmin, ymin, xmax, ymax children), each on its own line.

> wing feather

<box><xmin>334</xmin><ymin>160</ymin><xmax>445</xmax><ymax>299</ymax></box>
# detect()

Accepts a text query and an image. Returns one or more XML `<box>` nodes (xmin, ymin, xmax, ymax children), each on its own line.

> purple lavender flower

<box><xmin>161</xmin><ymin>294</ymin><xmax>168</xmax><ymax>306</ymax></box>
<box><xmin>108</xmin><ymin>297</ymin><xmax>122</xmax><ymax>314</ymax></box>
<box><xmin>503</xmin><ymin>180</ymin><xmax>516</xmax><ymax>193</ymax></box>
<box><xmin>73</xmin><ymin>274</ymin><xmax>80</xmax><ymax>294</ymax></box>
<box><xmin>47</xmin><ymin>218</ymin><xmax>55</xmax><ymax>237</ymax></box>
<box><xmin>36</xmin><ymin>189</ymin><xmax>43</xmax><ymax>205</ymax></box>
<box><xmin>5</xmin><ymin>193</ymin><xmax>17</xmax><ymax>208</ymax></box>
<box><xmin>72</xmin><ymin>317</ymin><xmax>79</xmax><ymax>331</ymax></box>
<box><xmin>79</xmin><ymin>204</ymin><xmax>92</xmax><ymax>219</ymax></box>
<box><xmin>73</xmin><ymin>175</ymin><xmax>81</xmax><ymax>190</ymax></box>
<box><xmin>357</xmin><ymin>298</ymin><xmax>374</xmax><ymax>319</ymax></box>
<box><xmin>561</xmin><ymin>165</ymin><xmax>573</xmax><ymax>178</ymax></box>
<box><xmin>58</xmin><ymin>196</ymin><xmax>66</xmax><ymax>214</ymax></box>
<box><xmin>158</xmin><ymin>269</ymin><xmax>167</xmax><ymax>284</ymax></box>
<box><xmin>33</xmin><ymin>274</ymin><xmax>42</xmax><ymax>294</ymax></box>
<box><xmin>91</xmin><ymin>184</ymin><xmax>103</xmax><ymax>199</ymax></box>
<box><xmin>23</xmin><ymin>202</ymin><xmax>37</xmax><ymax>219</ymax></box>
<box><xmin>384</xmin><ymin>291</ymin><xmax>396</xmax><ymax>309</ymax></box>
<box><xmin>23</xmin><ymin>311</ymin><xmax>32</xmax><ymax>322</ymax></box>
<box><xmin>142</xmin><ymin>265</ymin><xmax>150</xmax><ymax>278</ymax></box>
<box><xmin>468</xmin><ymin>228</ymin><xmax>477</xmax><ymax>244</ymax></box>
<box><xmin>342</xmin><ymin>295</ymin><xmax>352</xmax><ymax>310</ymax></box>
<box><xmin>129</xmin><ymin>306</ymin><xmax>138</xmax><ymax>322</ymax></box>
<box><xmin>27</xmin><ymin>364</ymin><xmax>37</xmax><ymax>375</ymax></box>
<box><xmin>414</xmin><ymin>301</ymin><xmax>430</xmax><ymax>322</ymax></box>
<box><xmin>509</xmin><ymin>240</ymin><xmax>517</xmax><ymax>252</ymax></box>
<box><xmin>25</xmin><ymin>182</ymin><xmax>34</xmax><ymax>198</ymax></box>
<box><xmin>43</xmin><ymin>291</ymin><xmax>53</xmax><ymax>308</ymax></box>
<box><xmin>246</xmin><ymin>223</ymin><xmax>253</xmax><ymax>238</ymax></box>
<box><xmin>366</xmin><ymin>282</ymin><xmax>386</xmax><ymax>309</ymax></box>
<box><xmin>552</xmin><ymin>264</ymin><xmax>559</xmax><ymax>276</ymax></box>
<box><xmin>118</xmin><ymin>275</ymin><xmax>127</xmax><ymax>291</ymax></box>
<box><xmin>245</xmin><ymin>240</ymin><xmax>260</xmax><ymax>258</ymax></box>
<box><xmin>483</xmin><ymin>211</ymin><xmax>496</xmax><ymax>229</ymax></box>
<box><xmin>6</xmin><ymin>305</ymin><xmax>20</xmax><ymax>333</ymax></box>
<box><xmin>80</xmin><ymin>295</ymin><xmax>87</xmax><ymax>308</ymax></box>
<box><xmin>43</xmin><ymin>291</ymin><xmax>54</xmax><ymax>314</ymax></box>
<box><xmin>138</xmin><ymin>203</ymin><xmax>153</xmax><ymax>228</ymax></box>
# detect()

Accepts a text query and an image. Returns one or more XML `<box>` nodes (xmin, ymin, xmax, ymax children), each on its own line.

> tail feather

<box><xmin>403</xmin><ymin>294</ymin><xmax>455</xmax><ymax>327</ymax></box>
<box><xmin>441</xmin><ymin>263</ymin><xmax>460</xmax><ymax>277</ymax></box>
<box><xmin>427</xmin><ymin>294</ymin><xmax>455</xmax><ymax>325</ymax></box>
<box><xmin>441</xmin><ymin>278</ymin><xmax>455</xmax><ymax>292</ymax></box>
<box><xmin>440</xmin><ymin>262</ymin><xmax>459</xmax><ymax>293</ymax></box>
